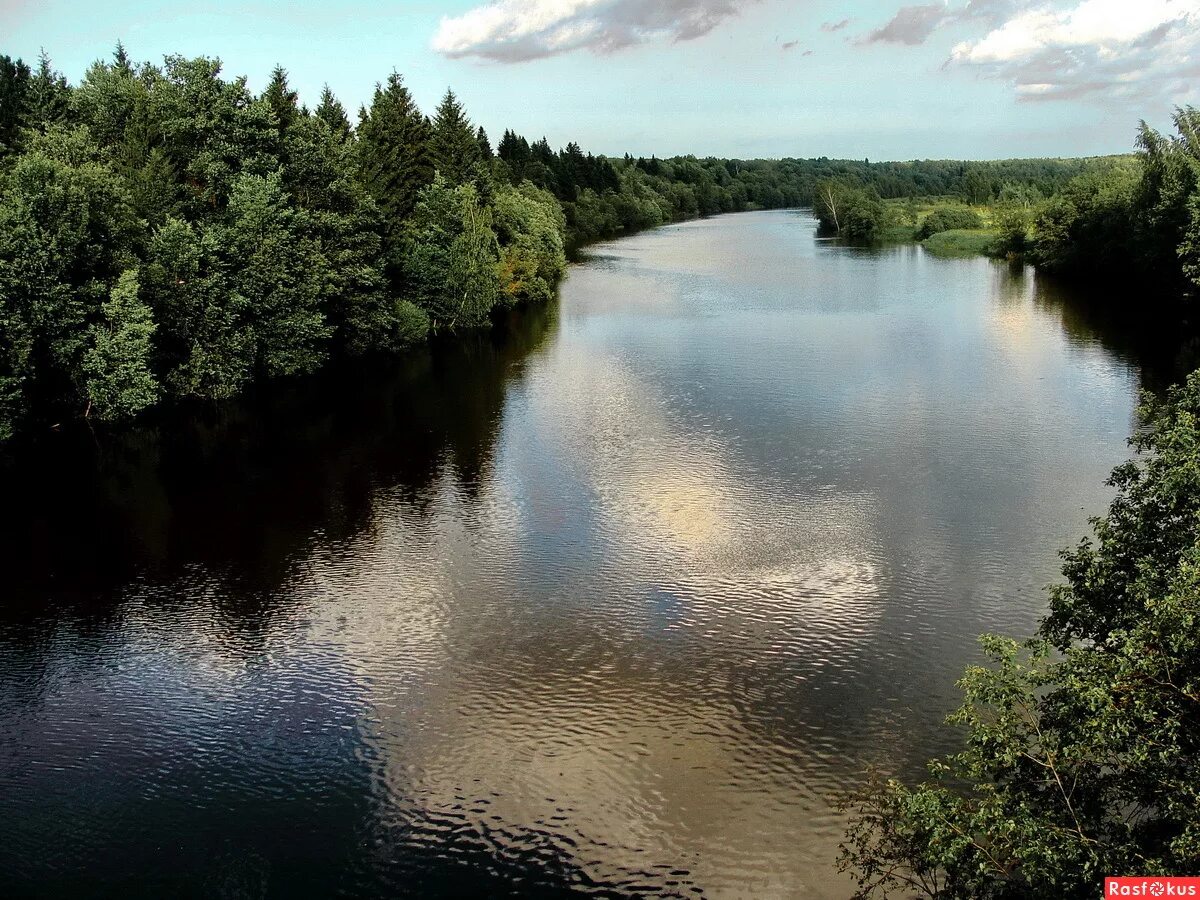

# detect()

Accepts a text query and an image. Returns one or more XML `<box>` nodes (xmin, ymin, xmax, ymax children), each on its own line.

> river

<box><xmin>0</xmin><ymin>210</ymin><xmax>1183</xmax><ymax>897</ymax></box>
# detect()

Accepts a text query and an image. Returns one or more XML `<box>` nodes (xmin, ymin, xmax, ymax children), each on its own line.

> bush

<box><xmin>921</xmin><ymin>229</ymin><xmax>998</xmax><ymax>257</ymax></box>
<box><xmin>917</xmin><ymin>206</ymin><xmax>984</xmax><ymax>239</ymax></box>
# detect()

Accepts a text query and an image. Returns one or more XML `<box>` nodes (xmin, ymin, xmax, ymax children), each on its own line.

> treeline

<box><xmin>811</xmin><ymin>108</ymin><xmax>1200</xmax><ymax>304</ymax></box>
<box><xmin>0</xmin><ymin>45</ymin><xmax>1183</xmax><ymax>442</ymax></box>
<box><xmin>0</xmin><ymin>48</ymin><xmax>571</xmax><ymax>441</ymax></box>
<box><xmin>496</xmin><ymin>139</ymin><xmax>1106</xmax><ymax>247</ymax></box>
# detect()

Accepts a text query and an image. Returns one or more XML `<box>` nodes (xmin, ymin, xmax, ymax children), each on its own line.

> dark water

<box><xmin>0</xmin><ymin>211</ymin><xmax>1186</xmax><ymax>898</ymax></box>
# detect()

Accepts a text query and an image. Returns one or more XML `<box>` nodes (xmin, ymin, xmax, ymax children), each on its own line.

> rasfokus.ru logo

<box><xmin>1106</xmin><ymin>878</ymin><xmax>1200</xmax><ymax>897</ymax></box>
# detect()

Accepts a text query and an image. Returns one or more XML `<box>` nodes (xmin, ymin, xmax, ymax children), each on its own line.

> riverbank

<box><xmin>876</xmin><ymin>196</ymin><xmax>1007</xmax><ymax>257</ymax></box>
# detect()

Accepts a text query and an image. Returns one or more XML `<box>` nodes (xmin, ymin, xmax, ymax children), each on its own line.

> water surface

<box><xmin>0</xmin><ymin>211</ymin><xmax>1176</xmax><ymax>897</ymax></box>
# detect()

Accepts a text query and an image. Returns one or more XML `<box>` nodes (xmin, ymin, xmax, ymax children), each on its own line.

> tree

<box><xmin>402</xmin><ymin>175</ymin><xmax>500</xmax><ymax>330</ymax></box>
<box><xmin>82</xmin><ymin>269</ymin><xmax>158</xmax><ymax>421</ymax></box>
<box><xmin>916</xmin><ymin>206</ymin><xmax>984</xmax><ymax>240</ymax></box>
<box><xmin>816</xmin><ymin>178</ymin><xmax>882</xmax><ymax>240</ymax></box>
<box><xmin>493</xmin><ymin>182</ymin><xmax>567</xmax><ymax>308</ymax></box>
<box><xmin>1134</xmin><ymin>108</ymin><xmax>1200</xmax><ymax>293</ymax></box>
<box><xmin>355</xmin><ymin>72</ymin><xmax>432</xmax><ymax>240</ymax></box>
<box><xmin>0</xmin><ymin>55</ymin><xmax>31</xmax><ymax>156</ymax></box>
<box><xmin>221</xmin><ymin>172</ymin><xmax>332</xmax><ymax>377</ymax></box>
<box><xmin>143</xmin><ymin>216</ymin><xmax>252</xmax><ymax>400</ymax></box>
<box><xmin>25</xmin><ymin>49</ymin><xmax>71</xmax><ymax>129</ymax></box>
<box><xmin>261</xmin><ymin>64</ymin><xmax>299</xmax><ymax>133</ymax></box>
<box><xmin>430</xmin><ymin>88</ymin><xmax>481</xmax><ymax>183</ymax></box>
<box><xmin>315</xmin><ymin>84</ymin><xmax>351</xmax><ymax>141</ymax></box>
<box><xmin>839</xmin><ymin>373</ymin><xmax>1200</xmax><ymax>898</ymax></box>
<box><xmin>816</xmin><ymin>179</ymin><xmax>846</xmax><ymax>233</ymax></box>
<box><xmin>476</xmin><ymin>125</ymin><xmax>493</xmax><ymax>160</ymax></box>
<box><xmin>0</xmin><ymin>125</ymin><xmax>138</xmax><ymax>406</ymax></box>
<box><xmin>1029</xmin><ymin>164</ymin><xmax>1139</xmax><ymax>276</ymax></box>
<box><xmin>150</xmin><ymin>55</ymin><xmax>279</xmax><ymax>217</ymax></box>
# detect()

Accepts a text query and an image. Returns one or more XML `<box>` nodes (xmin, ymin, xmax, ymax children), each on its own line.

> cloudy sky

<box><xmin>4</xmin><ymin>0</ymin><xmax>1198</xmax><ymax>159</ymax></box>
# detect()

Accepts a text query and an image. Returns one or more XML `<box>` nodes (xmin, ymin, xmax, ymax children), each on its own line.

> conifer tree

<box><xmin>476</xmin><ymin>125</ymin><xmax>493</xmax><ymax>160</ymax></box>
<box><xmin>262</xmin><ymin>64</ymin><xmax>299</xmax><ymax>132</ymax></box>
<box><xmin>26</xmin><ymin>50</ymin><xmax>71</xmax><ymax>129</ymax></box>
<box><xmin>430</xmin><ymin>88</ymin><xmax>480</xmax><ymax>183</ymax></box>
<box><xmin>0</xmin><ymin>55</ymin><xmax>31</xmax><ymax>155</ymax></box>
<box><xmin>355</xmin><ymin>72</ymin><xmax>433</xmax><ymax>238</ymax></box>
<box><xmin>315</xmin><ymin>84</ymin><xmax>351</xmax><ymax>140</ymax></box>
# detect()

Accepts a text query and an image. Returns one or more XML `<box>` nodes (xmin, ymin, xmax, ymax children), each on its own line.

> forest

<box><xmin>1</xmin><ymin>46</ymin><xmax>1198</xmax><ymax>445</ymax></box>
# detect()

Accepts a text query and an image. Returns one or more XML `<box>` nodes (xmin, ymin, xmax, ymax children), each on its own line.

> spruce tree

<box><xmin>315</xmin><ymin>84</ymin><xmax>351</xmax><ymax>140</ymax></box>
<box><xmin>355</xmin><ymin>72</ymin><xmax>433</xmax><ymax>249</ymax></box>
<box><xmin>25</xmin><ymin>50</ymin><xmax>70</xmax><ymax>130</ymax></box>
<box><xmin>476</xmin><ymin>125</ymin><xmax>493</xmax><ymax>160</ymax></box>
<box><xmin>0</xmin><ymin>55</ymin><xmax>31</xmax><ymax>155</ymax></box>
<box><xmin>262</xmin><ymin>64</ymin><xmax>298</xmax><ymax>132</ymax></box>
<box><xmin>430</xmin><ymin>88</ymin><xmax>480</xmax><ymax>183</ymax></box>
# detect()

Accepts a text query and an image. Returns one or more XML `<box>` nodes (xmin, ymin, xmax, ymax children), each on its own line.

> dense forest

<box><xmin>0</xmin><ymin>46</ymin><xmax>1197</xmax><ymax>444</ymax></box>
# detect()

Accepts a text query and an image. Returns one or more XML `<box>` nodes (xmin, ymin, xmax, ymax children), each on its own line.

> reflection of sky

<box><xmin>0</xmin><ymin>211</ymin><xmax>1147</xmax><ymax>899</ymax></box>
<box><xmin>307</xmin><ymin>213</ymin><xmax>1141</xmax><ymax>896</ymax></box>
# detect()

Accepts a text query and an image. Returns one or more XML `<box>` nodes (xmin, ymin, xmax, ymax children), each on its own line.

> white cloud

<box><xmin>432</xmin><ymin>0</ymin><xmax>759</xmax><ymax>62</ymax></box>
<box><xmin>950</xmin><ymin>0</ymin><xmax>1200</xmax><ymax>102</ymax></box>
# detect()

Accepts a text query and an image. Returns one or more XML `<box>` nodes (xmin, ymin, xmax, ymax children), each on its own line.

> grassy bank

<box><xmin>880</xmin><ymin>196</ymin><xmax>1005</xmax><ymax>257</ymax></box>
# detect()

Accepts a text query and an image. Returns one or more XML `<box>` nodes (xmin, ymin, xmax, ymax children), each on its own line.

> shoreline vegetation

<box><xmin>4</xmin><ymin>46</ymin><xmax>1195</xmax><ymax>444</ymax></box>
<box><xmin>816</xmin><ymin>115</ymin><xmax>1200</xmax><ymax>297</ymax></box>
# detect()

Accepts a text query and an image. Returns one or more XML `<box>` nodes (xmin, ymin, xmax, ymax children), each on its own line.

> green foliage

<box><xmin>315</xmin><ymin>85</ymin><xmax>351</xmax><ymax>141</ymax></box>
<box><xmin>0</xmin><ymin>45</ymin><xmax>1193</xmax><ymax>443</ymax></box>
<box><xmin>0</xmin><ymin>125</ymin><xmax>137</xmax><ymax>404</ymax></box>
<box><xmin>0</xmin><ymin>55</ymin><xmax>32</xmax><ymax>156</ymax></box>
<box><xmin>150</xmin><ymin>55</ymin><xmax>278</xmax><ymax>217</ymax></box>
<box><xmin>431</xmin><ymin>89</ymin><xmax>481</xmax><ymax>184</ymax></box>
<box><xmin>261</xmin><ymin>65</ymin><xmax>298</xmax><ymax>133</ymax></box>
<box><xmin>921</xmin><ymin>229</ymin><xmax>999</xmax><ymax>257</ymax></box>
<box><xmin>144</xmin><ymin>215</ymin><xmax>252</xmax><ymax>400</ymax></box>
<box><xmin>356</xmin><ymin>73</ymin><xmax>433</xmax><ymax>246</ymax></box>
<box><xmin>1133</xmin><ymin>110</ymin><xmax>1199</xmax><ymax>288</ymax></box>
<box><xmin>493</xmin><ymin>182</ymin><xmax>567</xmax><ymax>308</ymax></box>
<box><xmin>402</xmin><ymin>175</ymin><xmax>500</xmax><ymax>331</ymax></box>
<box><xmin>1028</xmin><ymin>163</ymin><xmax>1140</xmax><ymax>276</ymax></box>
<box><xmin>916</xmin><ymin>206</ymin><xmax>984</xmax><ymax>240</ymax></box>
<box><xmin>223</xmin><ymin>172</ymin><xmax>332</xmax><ymax>377</ymax></box>
<box><xmin>25</xmin><ymin>50</ymin><xmax>71</xmax><ymax>130</ymax></box>
<box><xmin>815</xmin><ymin>179</ymin><xmax>883</xmax><ymax>240</ymax></box>
<box><xmin>82</xmin><ymin>269</ymin><xmax>158</xmax><ymax>420</ymax></box>
<box><xmin>992</xmin><ymin>203</ymin><xmax>1033</xmax><ymax>256</ymax></box>
<box><xmin>839</xmin><ymin>373</ymin><xmax>1200</xmax><ymax>897</ymax></box>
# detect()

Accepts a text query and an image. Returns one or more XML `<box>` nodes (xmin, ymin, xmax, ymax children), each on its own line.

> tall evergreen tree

<box><xmin>476</xmin><ymin>125</ymin><xmax>493</xmax><ymax>160</ymax></box>
<box><xmin>25</xmin><ymin>49</ymin><xmax>71</xmax><ymax>129</ymax></box>
<box><xmin>355</xmin><ymin>72</ymin><xmax>433</xmax><ymax>255</ymax></box>
<box><xmin>315</xmin><ymin>84</ymin><xmax>351</xmax><ymax>140</ymax></box>
<box><xmin>262</xmin><ymin>64</ymin><xmax>298</xmax><ymax>132</ymax></box>
<box><xmin>430</xmin><ymin>89</ymin><xmax>480</xmax><ymax>184</ymax></box>
<box><xmin>0</xmin><ymin>55</ymin><xmax>31</xmax><ymax>155</ymax></box>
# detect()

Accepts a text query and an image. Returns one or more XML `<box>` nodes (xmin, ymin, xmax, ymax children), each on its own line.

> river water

<box><xmin>0</xmin><ymin>210</ymin><xmax>1180</xmax><ymax>897</ymax></box>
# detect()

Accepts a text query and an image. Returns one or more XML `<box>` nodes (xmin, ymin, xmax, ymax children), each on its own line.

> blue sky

<box><xmin>3</xmin><ymin>0</ymin><xmax>1198</xmax><ymax>160</ymax></box>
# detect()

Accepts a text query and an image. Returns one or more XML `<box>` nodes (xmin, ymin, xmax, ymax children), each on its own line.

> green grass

<box><xmin>878</xmin><ymin>196</ymin><xmax>1002</xmax><ymax>257</ymax></box>
<box><xmin>920</xmin><ymin>228</ymin><xmax>1000</xmax><ymax>257</ymax></box>
<box><xmin>878</xmin><ymin>224</ymin><xmax>918</xmax><ymax>244</ymax></box>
